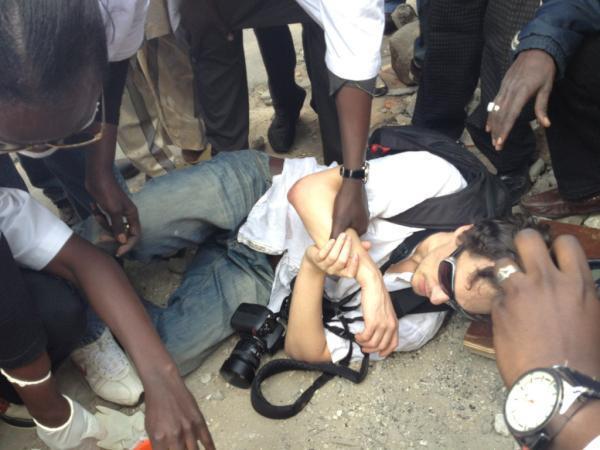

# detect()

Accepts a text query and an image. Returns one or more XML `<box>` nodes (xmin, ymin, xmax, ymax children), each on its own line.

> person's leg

<box><xmin>302</xmin><ymin>22</ymin><xmax>343</xmax><ymax>164</ymax></box>
<box><xmin>255</xmin><ymin>25</ymin><xmax>306</xmax><ymax>152</ymax></box>
<box><xmin>412</xmin><ymin>0</ymin><xmax>429</xmax><ymax>71</ymax></box>
<box><xmin>127</xmin><ymin>150</ymin><xmax>272</xmax><ymax>261</ymax></box>
<box><xmin>412</xmin><ymin>0</ymin><xmax>488</xmax><ymax>140</ymax></box>
<box><xmin>520</xmin><ymin>36</ymin><xmax>600</xmax><ymax>217</ymax></box>
<box><xmin>155</xmin><ymin>239</ymin><xmax>273</xmax><ymax>375</ymax></box>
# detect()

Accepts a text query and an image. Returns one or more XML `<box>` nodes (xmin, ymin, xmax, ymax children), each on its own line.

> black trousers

<box><xmin>181</xmin><ymin>0</ymin><xmax>342</xmax><ymax>164</ymax></box>
<box><xmin>546</xmin><ymin>36</ymin><xmax>600</xmax><ymax>200</ymax></box>
<box><xmin>413</xmin><ymin>0</ymin><xmax>539</xmax><ymax>174</ymax></box>
<box><xmin>0</xmin><ymin>237</ymin><xmax>86</xmax><ymax>404</ymax></box>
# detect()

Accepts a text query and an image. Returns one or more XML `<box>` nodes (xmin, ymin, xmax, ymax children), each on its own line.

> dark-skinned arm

<box><xmin>331</xmin><ymin>86</ymin><xmax>371</xmax><ymax>238</ymax></box>
<box><xmin>485</xmin><ymin>0</ymin><xmax>600</xmax><ymax>150</ymax></box>
<box><xmin>492</xmin><ymin>230</ymin><xmax>600</xmax><ymax>450</ymax></box>
<box><xmin>45</xmin><ymin>235</ymin><xmax>214</xmax><ymax>450</ymax></box>
<box><xmin>85</xmin><ymin>60</ymin><xmax>141</xmax><ymax>256</ymax></box>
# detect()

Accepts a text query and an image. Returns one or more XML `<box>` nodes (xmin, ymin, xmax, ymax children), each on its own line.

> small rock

<box><xmin>584</xmin><ymin>214</ymin><xmax>600</xmax><ymax>229</ymax></box>
<box><xmin>391</xmin><ymin>4</ymin><xmax>417</xmax><ymax>30</ymax></box>
<box><xmin>200</xmin><ymin>373</ymin><xmax>211</xmax><ymax>384</ymax></box>
<box><xmin>208</xmin><ymin>390</ymin><xmax>225</xmax><ymax>401</ymax></box>
<box><xmin>557</xmin><ymin>215</ymin><xmax>587</xmax><ymax>226</ymax></box>
<box><xmin>494</xmin><ymin>413</ymin><xmax>511</xmax><ymax>437</ymax></box>
<box><xmin>419</xmin><ymin>440</ymin><xmax>428</xmax><ymax>446</ymax></box>
<box><xmin>528</xmin><ymin>158</ymin><xmax>545</xmax><ymax>181</ymax></box>
<box><xmin>260</xmin><ymin>92</ymin><xmax>272</xmax><ymax>106</ymax></box>
<box><xmin>336</xmin><ymin>410</ymin><xmax>343</xmax><ymax>417</ymax></box>
<box><xmin>395</xmin><ymin>114</ymin><xmax>412</xmax><ymax>126</ymax></box>
<box><xmin>250</xmin><ymin>135</ymin><xmax>266</xmax><ymax>150</ymax></box>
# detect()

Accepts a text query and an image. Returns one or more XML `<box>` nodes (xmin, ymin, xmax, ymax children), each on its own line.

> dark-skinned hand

<box><xmin>486</xmin><ymin>50</ymin><xmax>556</xmax><ymax>150</ymax></box>
<box><xmin>87</xmin><ymin>171</ymin><xmax>141</xmax><ymax>257</ymax></box>
<box><xmin>492</xmin><ymin>229</ymin><xmax>600</xmax><ymax>388</ymax></box>
<box><xmin>331</xmin><ymin>178</ymin><xmax>369</xmax><ymax>238</ymax></box>
<box><xmin>144</xmin><ymin>369</ymin><xmax>215</xmax><ymax>450</ymax></box>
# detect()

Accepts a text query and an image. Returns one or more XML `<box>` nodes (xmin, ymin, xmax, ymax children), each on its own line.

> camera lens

<box><xmin>220</xmin><ymin>338</ymin><xmax>263</xmax><ymax>388</ymax></box>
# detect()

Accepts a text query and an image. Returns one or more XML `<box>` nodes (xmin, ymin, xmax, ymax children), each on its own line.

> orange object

<box><xmin>133</xmin><ymin>440</ymin><xmax>152</xmax><ymax>450</ymax></box>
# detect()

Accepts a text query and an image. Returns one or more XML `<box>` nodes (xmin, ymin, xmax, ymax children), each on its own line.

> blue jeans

<box><xmin>78</xmin><ymin>150</ymin><xmax>274</xmax><ymax>375</ymax></box>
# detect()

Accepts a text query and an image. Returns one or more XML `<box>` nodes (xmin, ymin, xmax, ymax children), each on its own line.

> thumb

<box><xmin>534</xmin><ymin>83</ymin><xmax>552</xmax><ymax>128</ymax></box>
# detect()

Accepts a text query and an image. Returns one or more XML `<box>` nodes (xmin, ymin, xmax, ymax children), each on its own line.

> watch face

<box><xmin>505</xmin><ymin>370</ymin><xmax>561</xmax><ymax>434</ymax></box>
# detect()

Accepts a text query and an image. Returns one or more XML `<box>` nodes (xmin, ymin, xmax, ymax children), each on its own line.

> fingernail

<box><xmin>339</xmin><ymin>232</ymin><xmax>346</xmax><ymax>239</ymax></box>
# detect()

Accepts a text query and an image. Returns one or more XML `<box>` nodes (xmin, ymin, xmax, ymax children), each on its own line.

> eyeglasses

<box><xmin>438</xmin><ymin>245</ymin><xmax>489</xmax><ymax>322</ymax></box>
<box><xmin>0</xmin><ymin>93</ymin><xmax>105</xmax><ymax>155</ymax></box>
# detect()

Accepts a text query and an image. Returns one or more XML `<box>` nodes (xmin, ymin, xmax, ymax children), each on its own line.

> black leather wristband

<box><xmin>339</xmin><ymin>162</ymin><xmax>369</xmax><ymax>183</ymax></box>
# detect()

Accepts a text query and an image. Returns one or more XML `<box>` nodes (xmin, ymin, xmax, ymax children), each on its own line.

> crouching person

<box><xmin>0</xmin><ymin>189</ymin><xmax>215</xmax><ymax>450</ymax></box>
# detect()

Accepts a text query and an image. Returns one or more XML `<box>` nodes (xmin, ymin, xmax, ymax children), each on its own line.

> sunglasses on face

<box><xmin>438</xmin><ymin>245</ymin><xmax>489</xmax><ymax>322</ymax></box>
<box><xmin>0</xmin><ymin>93</ymin><xmax>105</xmax><ymax>155</ymax></box>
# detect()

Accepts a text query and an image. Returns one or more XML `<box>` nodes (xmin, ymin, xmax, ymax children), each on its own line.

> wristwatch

<box><xmin>504</xmin><ymin>366</ymin><xmax>600</xmax><ymax>450</ymax></box>
<box><xmin>339</xmin><ymin>162</ymin><xmax>369</xmax><ymax>183</ymax></box>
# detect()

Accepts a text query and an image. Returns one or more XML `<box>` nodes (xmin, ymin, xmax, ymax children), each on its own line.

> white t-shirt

<box><xmin>238</xmin><ymin>151</ymin><xmax>467</xmax><ymax>362</ymax></box>
<box><xmin>296</xmin><ymin>0</ymin><xmax>385</xmax><ymax>81</ymax></box>
<box><xmin>99</xmin><ymin>0</ymin><xmax>150</xmax><ymax>62</ymax></box>
<box><xmin>0</xmin><ymin>189</ymin><xmax>73</xmax><ymax>270</ymax></box>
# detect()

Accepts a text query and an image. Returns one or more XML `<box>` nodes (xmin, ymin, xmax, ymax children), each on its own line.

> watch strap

<box><xmin>339</xmin><ymin>162</ymin><xmax>369</xmax><ymax>183</ymax></box>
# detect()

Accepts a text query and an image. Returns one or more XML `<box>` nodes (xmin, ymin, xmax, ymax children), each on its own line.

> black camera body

<box><xmin>220</xmin><ymin>303</ymin><xmax>286</xmax><ymax>388</ymax></box>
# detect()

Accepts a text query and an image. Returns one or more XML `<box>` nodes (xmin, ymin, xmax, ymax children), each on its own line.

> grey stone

<box><xmin>557</xmin><ymin>215</ymin><xmax>587</xmax><ymax>226</ymax></box>
<box><xmin>391</xmin><ymin>4</ymin><xmax>417</xmax><ymax>30</ymax></box>
<box><xmin>260</xmin><ymin>91</ymin><xmax>273</xmax><ymax>106</ymax></box>
<box><xmin>493</xmin><ymin>413</ymin><xmax>510</xmax><ymax>437</ymax></box>
<box><xmin>389</xmin><ymin>21</ymin><xmax>420</xmax><ymax>86</ymax></box>
<box><xmin>528</xmin><ymin>158</ymin><xmax>545</xmax><ymax>181</ymax></box>
<box><xmin>200</xmin><ymin>373</ymin><xmax>212</xmax><ymax>384</ymax></box>
<box><xmin>584</xmin><ymin>214</ymin><xmax>600</xmax><ymax>229</ymax></box>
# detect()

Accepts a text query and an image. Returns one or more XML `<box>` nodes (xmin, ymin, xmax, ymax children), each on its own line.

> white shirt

<box><xmin>0</xmin><ymin>189</ymin><xmax>73</xmax><ymax>270</ymax></box>
<box><xmin>99</xmin><ymin>0</ymin><xmax>150</xmax><ymax>61</ymax></box>
<box><xmin>296</xmin><ymin>0</ymin><xmax>385</xmax><ymax>81</ymax></box>
<box><xmin>239</xmin><ymin>151</ymin><xmax>467</xmax><ymax>362</ymax></box>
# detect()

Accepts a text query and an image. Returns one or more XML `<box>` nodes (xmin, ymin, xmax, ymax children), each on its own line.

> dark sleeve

<box><xmin>328</xmin><ymin>70</ymin><xmax>378</xmax><ymax>97</ymax></box>
<box><xmin>97</xmin><ymin>59</ymin><xmax>130</xmax><ymax>126</ymax></box>
<box><xmin>515</xmin><ymin>0</ymin><xmax>600</xmax><ymax>77</ymax></box>
<box><xmin>0</xmin><ymin>235</ymin><xmax>46</xmax><ymax>369</ymax></box>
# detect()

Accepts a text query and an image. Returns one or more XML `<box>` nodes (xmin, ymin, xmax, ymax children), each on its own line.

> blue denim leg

<box><xmin>77</xmin><ymin>150</ymin><xmax>273</xmax><ymax>370</ymax></box>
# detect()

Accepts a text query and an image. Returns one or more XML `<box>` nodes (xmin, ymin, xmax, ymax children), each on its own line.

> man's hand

<box><xmin>331</xmin><ymin>179</ymin><xmax>369</xmax><ymax>238</ymax></box>
<box><xmin>86</xmin><ymin>171</ymin><xmax>141</xmax><ymax>257</ymax></box>
<box><xmin>492</xmin><ymin>229</ymin><xmax>600</xmax><ymax>388</ymax></box>
<box><xmin>354</xmin><ymin>269</ymin><xmax>398</xmax><ymax>358</ymax></box>
<box><xmin>486</xmin><ymin>50</ymin><xmax>556</xmax><ymax>150</ymax></box>
<box><xmin>305</xmin><ymin>233</ymin><xmax>361</xmax><ymax>278</ymax></box>
<box><xmin>144</xmin><ymin>368</ymin><xmax>215</xmax><ymax>450</ymax></box>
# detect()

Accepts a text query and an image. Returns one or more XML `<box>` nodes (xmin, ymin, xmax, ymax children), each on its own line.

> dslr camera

<box><xmin>220</xmin><ymin>303</ymin><xmax>286</xmax><ymax>388</ymax></box>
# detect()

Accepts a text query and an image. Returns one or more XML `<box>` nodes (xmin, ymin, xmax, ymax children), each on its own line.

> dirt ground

<box><xmin>2</xmin><ymin>23</ymin><xmax>598</xmax><ymax>450</ymax></box>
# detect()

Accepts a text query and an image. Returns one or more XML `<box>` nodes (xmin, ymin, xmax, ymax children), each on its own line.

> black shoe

<box><xmin>499</xmin><ymin>168</ymin><xmax>532</xmax><ymax>206</ymax></box>
<box><xmin>268</xmin><ymin>88</ymin><xmax>306</xmax><ymax>153</ymax></box>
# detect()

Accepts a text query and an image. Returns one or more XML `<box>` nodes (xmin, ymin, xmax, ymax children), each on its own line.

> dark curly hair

<box><xmin>458</xmin><ymin>213</ymin><xmax>551</xmax><ymax>285</ymax></box>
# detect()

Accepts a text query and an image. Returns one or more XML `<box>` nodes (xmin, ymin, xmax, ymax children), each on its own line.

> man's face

<box><xmin>411</xmin><ymin>233</ymin><xmax>497</xmax><ymax>315</ymax></box>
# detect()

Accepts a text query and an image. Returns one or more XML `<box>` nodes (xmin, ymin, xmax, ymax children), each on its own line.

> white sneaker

<box><xmin>72</xmin><ymin>329</ymin><xmax>144</xmax><ymax>406</ymax></box>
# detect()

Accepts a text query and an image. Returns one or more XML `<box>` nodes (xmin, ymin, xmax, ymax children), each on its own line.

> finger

<box><xmin>534</xmin><ymin>84</ymin><xmax>552</xmax><ymax>128</ymax></box>
<box><xmin>167</xmin><ymin>432</ymin><xmax>186</xmax><ymax>450</ymax></box>
<box><xmin>513</xmin><ymin>229</ymin><xmax>553</xmax><ymax>276</ymax></box>
<box><xmin>150</xmin><ymin>435</ymin><xmax>168</xmax><ymax>450</ymax></box>
<box><xmin>552</xmin><ymin>234</ymin><xmax>594</xmax><ymax>286</ymax></box>
<box><xmin>195</xmin><ymin>419</ymin><xmax>215</xmax><ymax>450</ymax></box>
<box><xmin>91</xmin><ymin>204</ymin><xmax>112</xmax><ymax>232</ymax></box>
<box><xmin>361</xmin><ymin>329</ymin><xmax>384</xmax><ymax>352</ymax></box>
<box><xmin>325</xmin><ymin>233</ymin><xmax>347</xmax><ymax>266</ymax></box>
<box><xmin>491</xmin><ymin>93</ymin><xmax>526</xmax><ymax>150</ymax></box>
<box><xmin>361</xmin><ymin>241</ymin><xmax>372</xmax><ymax>251</ymax></box>
<box><xmin>494</xmin><ymin>257</ymin><xmax>526</xmax><ymax>296</ymax></box>
<box><xmin>333</xmin><ymin>235</ymin><xmax>353</xmax><ymax>270</ymax></box>
<box><xmin>317</xmin><ymin>239</ymin><xmax>336</xmax><ymax>261</ymax></box>
<box><xmin>354</xmin><ymin>324</ymin><xmax>375</xmax><ymax>345</ymax></box>
<box><xmin>184</xmin><ymin>430</ymin><xmax>200</xmax><ymax>450</ymax></box>
<box><xmin>110</xmin><ymin>212</ymin><xmax>128</xmax><ymax>244</ymax></box>
<box><xmin>377</xmin><ymin>329</ymin><xmax>396</xmax><ymax>358</ymax></box>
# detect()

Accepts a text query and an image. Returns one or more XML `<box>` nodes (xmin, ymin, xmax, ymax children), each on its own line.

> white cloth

<box><xmin>99</xmin><ymin>0</ymin><xmax>150</xmax><ymax>62</ymax></box>
<box><xmin>296</xmin><ymin>0</ymin><xmax>385</xmax><ymax>81</ymax></box>
<box><xmin>585</xmin><ymin>436</ymin><xmax>600</xmax><ymax>450</ymax></box>
<box><xmin>239</xmin><ymin>151</ymin><xmax>467</xmax><ymax>362</ymax></box>
<box><xmin>0</xmin><ymin>189</ymin><xmax>73</xmax><ymax>270</ymax></box>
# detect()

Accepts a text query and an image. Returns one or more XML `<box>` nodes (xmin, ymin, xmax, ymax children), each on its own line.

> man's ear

<box><xmin>453</xmin><ymin>224</ymin><xmax>474</xmax><ymax>243</ymax></box>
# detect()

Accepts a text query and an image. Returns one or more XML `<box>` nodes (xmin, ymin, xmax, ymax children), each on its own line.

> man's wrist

<box><xmin>551</xmin><ymin>400</ymin><xmax>600</xmax><ymax>450</ymax></box>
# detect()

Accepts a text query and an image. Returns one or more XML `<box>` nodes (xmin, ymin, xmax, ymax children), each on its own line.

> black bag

<box><xmin>251</xmin><ymin>126</ymin><xmax>511</xmax><ymax>419</ymax></box>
